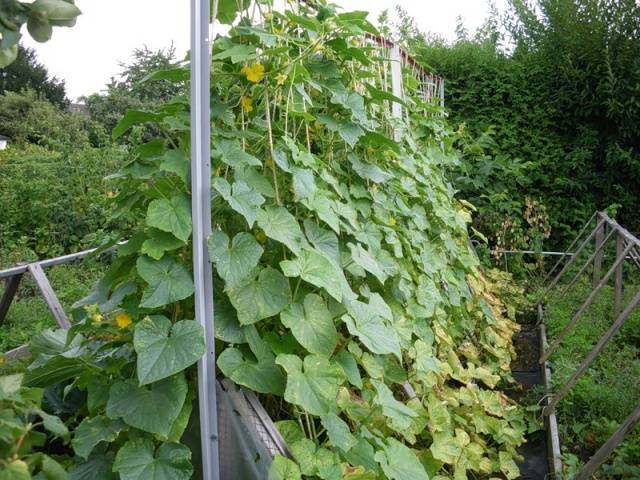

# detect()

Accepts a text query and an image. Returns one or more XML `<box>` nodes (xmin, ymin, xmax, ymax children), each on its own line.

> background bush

<box><xmin>393</xmin><ymin>0</ymin><xmax>640</xmax><ymax>249</ymax></box>
<box><xmin>0</xmin><ymin>144</ymin><xmax>125</xmax><ymax>260</ymax></box>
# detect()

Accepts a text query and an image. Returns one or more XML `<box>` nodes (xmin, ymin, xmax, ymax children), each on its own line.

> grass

<box><xmin>0</xmin><ymin>258</ymin><xmax>106</xmax><ymax>353</ymax></box>
<box><xmin>545</xmin><ymin>277</ymin><xmax>640</xmax><ymax>478</ymax></box>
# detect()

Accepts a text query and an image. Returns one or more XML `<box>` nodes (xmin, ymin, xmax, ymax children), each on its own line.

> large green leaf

<box><xmin>134</xmin><ymin>316</ymin><xmax>205</xmax><ymax>385</ymax></box>
<box><xmin>217</xmin><ymin>347</ymin><xmax>285</xmax><ymax>395</ymax></box>
<box><xmin>213</xmin><ymin>177</ymin><xmax>265</xmax><ymax>227</ymax></box>
<box><xmin>141</xmin><ymin>230</ymin><xmax>185</xmax><ymax>260</ymax></box>
<box><xmin>257</xmin><ymin>206</ymin><xmax>307</xmax><ymax>254</ymax></box>
<box><xmin>320</xmin><ymin>412</ymin><xmax>357</xmax><ymax>452</ymax></box>
<box><xmin>348</xmin><ymin>243</ymin><xmax>388</xmax><ymax>284</ymax></box>
<box><xmin>217</xmin><ymin>326</ymin><xmax>285</xmax><ymax>394</ymax></box>
<box><xmin>280</xmin><ymin>248</ymin><xmax>345</xmax><ymax>302</ymax></box>
<box><xmin>106</xmin><ymin>374</ymin><xmax>187</xmax><ymax>438</ymax></box>
<box><xmin>159</xmin><ymin>149</ymin><xmax>189</xmax><ymax>184</ymax></box>
<box><xmin>69</xmin><ymin>453</ymin><xmax>115</xmax><ymax>480</ymax></box>
<box><xmin>372</xmin><ymin>380</ymin><xmax>418</xmax><ymax>430</ymax></box>
<box><xmin>280</xmin><ymin>294</ymin><xmax>337</xmax><ymax>357</ymax></box>
<box><xmin>216</xmin><ymin>138</ymin><xmax>261</xmax><ymax>168</ymax></box>
<box><xmin>146</xmin><ymin>194</ymin><xmax>192</xmax><ymax>242</ymax></box>
<box><xmin>227</xmin><ymin>267</ymin><xmax>291</xmax><ymax>325</ymax></box>
<box><xmin>303</xmin><ymin>219</ymin><xmax>340</xmax><ymax>266</ymax></box>
<box><xmin>276</xmin><ymin>354</ymin><xmax>346</xmax><ymax>416</ymax></box>
<box><xmin>113</xmin><ymin>439</ymin><xmax>192</xmax><ymax>480</ymax></box>
<box><xmin>136</xmin><ymin>256</ymin><xmax>194</xmax><ymax>308</ymax></box>
<box><xmin>72</xmin><ymin>416</ymin><xmax>126</xmax><ymax>459</ymax></box>
<box><xmin>342</xmin><ymin>300</ymin><xmax>401</xmax><ymax>358</ymax></box>
<box><xmin>268</xmin><ymin>455</ymin><xmax>302</xmax><ymax>480</ymax></box>
<box><xmin>317</xmin><ymin>114</ymin><xmax>364</xmax><ymax>148</ymax></box>
<box><xmin>292</xmin><ymin>168</ymin><xmax>317</xmax><ymax>200</ymax></box>
<box><xmin>24</xmin><ymin>355</ymin><xmax>85</xmax><ymax>387</ymax></box>
<box><xmin>374</xmin><ymin>438</ymin><xmax>428</xmax><ymax>480</ymax></box>
<box><xmin>208</xmin><ymin>230</ymin><xmax>263</xmax><ymax>288</ymax></box>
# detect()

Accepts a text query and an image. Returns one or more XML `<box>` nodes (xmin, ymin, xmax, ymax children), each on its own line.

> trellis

<box><xmin>538</xmin><ymin>211</ymin><xmax>640</xmax><ymax>480</ymax></box>
<box><xmin>0</xmin><ymin>2</ymin><xmax>447</xmax><ymax>479</ymax></box>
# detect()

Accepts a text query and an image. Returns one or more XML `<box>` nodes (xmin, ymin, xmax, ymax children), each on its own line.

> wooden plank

<box><xmin>538</xmin><ymin>320</ymin><xmax>563</xmax><ymax>476</ymax></box>
<box><xmin>575</xmin><ymin>403</ymin><xmax>640</xmax><ymax>480</ymax></box>
<box><xmin>28</xmin><ymin>263</ymin><xmax>70</xmax><ymax>329</ymax></box>
<box><xmin>541</xmin><ymin>216</ymin><xmax>606</xmax><ymax>300</ymax></box>
<box><xmin>4</xmin><ymin>344</ymin><xmax>30</xmax><ymax>362</ymax></box>
<box><xmin>544</xmin><ymin>289</ymin><xmax>640</xmax><ymax>416</ymax></box>
<box><xmin>593</xmin><ymin>220</ymin><xmax>605</xmax><ymax>286</ymax></box>
<box><xmin>614</xmin><ymin>234</ymin><xmax>624</xmax><ymax>317</ymax></box>
<box><xmin>0</xmin><ymin>273</ymin><xmax>23</xmax><ymax>325</ymax></box>
<box><xmin>539</xmin><ymin>242</ymin><xmax>634</xmax><ymax>364</ymax></box>
<box><xmin>543</xmin><ymin>211</ymin><xmax>596</xmax><ymax>284</ymax></box>
<box><xmin>561</xmin><ymin>226</ymin><xmax>616</xmax><ymax>296</ymax></box>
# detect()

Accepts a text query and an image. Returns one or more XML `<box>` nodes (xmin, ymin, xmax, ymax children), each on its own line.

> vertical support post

<box><xmin>191</xmin><ymin>0</ymin><xmax>219</xmax><ymax>479</ymax></box>
<box><xmin>389</xmin><ymin>44</ymin><xmax>403</xmax><ymax>142</ymax></box>
<box><xmin>614</xmin><ymin>233</ymin><xmax>624</xmax><ymax>317</ymax></box>
<box><xmin>593</xmin><ymin>215</ymin><xmax>604</xmax><ymax>286</ymax></box>
<box><xmin>0</xmin><ymin>274</ymin><xmax>23</xmax><ymax>325</ymax></box>
<box><xmin>28</xmin><ymin>263</ymin><xmax>70</xmax><ymax>329</ymax></box>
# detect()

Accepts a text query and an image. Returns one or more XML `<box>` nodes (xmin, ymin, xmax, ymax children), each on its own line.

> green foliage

<box><xmin>5</xmin><ymin>3</ymin><xmax>532</xmax><ymax>478</ymax></box>
<box><xmin>0</xmin><ymin>89</ymin><xmax>96</xmax><ymax>149</ymax></box>
<box><xmin>0</xmin><ymin>144</ymin><xmax>124</xmax><ymax>257</ymax></box>
<box><xmin>0</xmin><ymin>46</ymin><xmax>67</xmax><ymax>106</ymax></box>
<box><xmin>401</xmin><ymin>0</ymin><xmax>640</xmax><ymax>248</ymax></box>
<box><xmin>0</xmin><ymin>0</ymin><xmax>81</xmax><ymax>67</ymax></box>
<box><xmin>82</xmin><ymin>46</ymin><xmax>185</xmax><ymax>137</ymax></box>
<box><xmin>545</xmin><ymin>279</ymin><xmax>640</xmax><ymax>477</ymax></box>
<box><xmin>0</xmin><ymin>373</ymin><xmax>69</xmax><ymax>478</ymax></box>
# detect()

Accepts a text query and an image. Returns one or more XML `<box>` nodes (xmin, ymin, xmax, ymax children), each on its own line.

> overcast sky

<box><xmin>21</xmin><ymin>0</ymin><xmax>506</xmax><ymax>101</ymax></box>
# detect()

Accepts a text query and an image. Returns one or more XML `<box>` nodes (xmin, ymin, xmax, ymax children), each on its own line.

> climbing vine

<box><xmin>21</xmin><ymin>1</ymin><xmax>531</xmax><ymax>479</ymax></box>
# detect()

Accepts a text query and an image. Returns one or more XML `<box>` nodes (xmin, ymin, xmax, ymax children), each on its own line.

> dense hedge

<box><xmin>409</xmin><ymin>0</ymin><xmax>640</xmax><ymax>247</ymax></box>
<box><xmin>0</xmin><ymin>145</ymin><xmax>125</xmax><ymax>261</ymax></box>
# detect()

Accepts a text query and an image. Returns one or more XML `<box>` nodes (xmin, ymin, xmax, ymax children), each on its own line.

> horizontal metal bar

<box><xmin>492</xmin><ymin>249</ymin><xmax>576</xmax><ymax>257</ymax></box>
<box><xmin>0</xmin><ymin>242</ymin><xmax>124</xmax><ymax>280</ymax></box>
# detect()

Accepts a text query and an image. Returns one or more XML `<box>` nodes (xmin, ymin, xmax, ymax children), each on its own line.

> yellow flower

<box><xmin>276</xmin><ymin>72</ymin><xmax>287</xmax><ymax>86</ymax></box>
<box><xmin>241</xmin><ymin>63</ymin><xmax>265</xmax><ymax>83</ymax></box>
<box><xmin>92</xmin><ymin>313</ymin><xmax>104</xmax><ymax>323</ymax></box>
<box><xmin>388</xmin><ymin>217</ymin><xmax>397</xmax><ymax>226</ymax></box>
<box><xmin>116</xmin><ymin>312</ymin><xmax>133</xmax><ymax>329</ymax></box>
<box><xmin>241</xmin><ymin>96</ymin><xmax>253</xmax><ymax>113</ymax></box>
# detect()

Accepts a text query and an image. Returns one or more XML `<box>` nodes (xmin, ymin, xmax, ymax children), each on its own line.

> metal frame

<box><xmin>190</xmin><ymin>0</ymin><xmax>220</xmax><ymax>478</ymax></box>
<box><xmin>538</xmin><ymin>211</ymin><xmax>640</xmax><ymax>478</ymax></box>
<box><xmin>0</xmin><ymin>250</ymin><xmax>98</xmax><ymax>329</ymax></box>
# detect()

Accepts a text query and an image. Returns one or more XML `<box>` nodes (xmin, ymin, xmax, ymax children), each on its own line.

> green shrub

<box><xmin>0</xmin><ymin>144</ymin><xmax>125</xmax><ymax>259</ymax></box>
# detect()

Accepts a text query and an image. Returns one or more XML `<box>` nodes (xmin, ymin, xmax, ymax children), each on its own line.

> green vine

<box><xmin>19</xmin><ymin>1</ymin><xmax>532</xmax><ymax>479</ymax></box>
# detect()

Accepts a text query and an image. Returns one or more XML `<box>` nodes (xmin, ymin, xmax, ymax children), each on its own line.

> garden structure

<box><xmin>536</xmin><ymin>211</ymin><xmax>640</xmax><ymax>479</ymax></box>
<box><xmin>3</xmin><ymin>1</ymin><xmax>628</xmax><ymax>480</ymax></box>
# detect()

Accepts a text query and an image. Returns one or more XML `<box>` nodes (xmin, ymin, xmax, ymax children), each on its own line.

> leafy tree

<box><xmin>0</xmin><ymin>89</ymin><xmax>90</xmax><ymax>149</ymax></box>
<box><xmin>83</xmin><ymin>45</ymin><xmax>185</xmax><ymax>135</ymax></box>
<box><xmin>401</xmin><ymin>0</ymin><xmax>640</xmax><ymax>247</ymax></box>
<box><xmin>0</xmin><ymin>45</ymin><xmax>67</xmax><ymax>105</ymax></box>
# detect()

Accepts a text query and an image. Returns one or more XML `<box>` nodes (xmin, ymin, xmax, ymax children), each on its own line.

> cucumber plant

<box><xmin>22</xmin><ymin>1</ymin><xmax>531</xmax><ymax>479</ymax></box>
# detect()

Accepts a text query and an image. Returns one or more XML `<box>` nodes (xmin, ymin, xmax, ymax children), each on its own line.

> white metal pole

<box><xmin>390</xmin><ymin>44</ymin><xmax>403</xmax><ymax>142</ymax></box>
<box><xmin>190</xmin><ymin>0</ymin><xmax>220</xmax><ymax>478</ymax></box>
